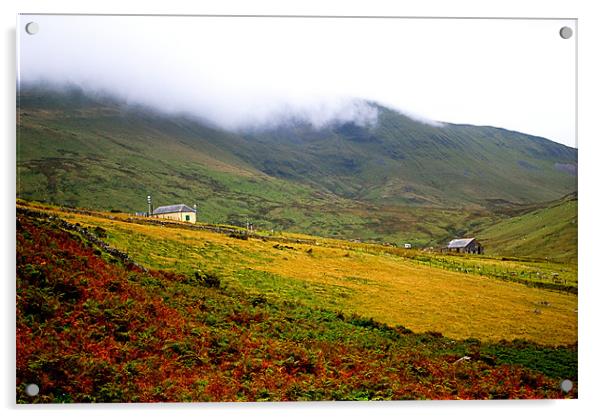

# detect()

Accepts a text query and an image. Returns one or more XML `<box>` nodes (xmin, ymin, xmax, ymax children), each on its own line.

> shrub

<box><xmin>250</xmin><ymin>294</ymin><xmax>267</xmax><ymax>307</ymax></box>
<box><xmin>194</xmin><ymin>271</ymin><xmax>221</xmax><ymax>289</ymax></box>
<box><xmin>229</xmin><ymin>232</ymin><xmax>248</xmax><ymax>240</ymax></box>
<box><xmin>93</xmin><ymin>226</ymin><xmax>108</xmax><ymax>238</ymax></box>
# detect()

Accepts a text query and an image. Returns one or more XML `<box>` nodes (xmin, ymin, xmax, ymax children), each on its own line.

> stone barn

<box><xmin>153</xmin><ymin>204</ymin><xmax>197</xmax><ymax>223</ymax></box>
<box><xmin>447</xmin><ymin>238</ymin><xmax>484</xmax><ymax>254</ymax></box>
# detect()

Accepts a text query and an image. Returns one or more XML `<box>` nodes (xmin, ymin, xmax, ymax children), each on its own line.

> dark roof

<box><xmin>447</xmin><ymin>238</ymin><xmax>476</xmax><ymax>249</ymax></box>
<box><xmin>153</xmin><ymin>204</ymin><xmax>196</xmax><ymax>215</ymax></box>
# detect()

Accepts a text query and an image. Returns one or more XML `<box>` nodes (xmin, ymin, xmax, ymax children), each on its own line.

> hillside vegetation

<box><xmin>17</xmin><ymin>207</ymin><xmax>577</xmax><ymax>402</ymax></box>
<box><xmin>18</xmin><ymin>201</ymin><xmax>577</xmax><ymax>346</ymax></box>
<box><xmin>478</xmin><ymin>193</ymin><xmax>577</xmax><ymax>264</ymax></box>
<box><xmin>17</xmin><ymin>85</ymin><xmax>577</xmax><ymax>249</ymax></box>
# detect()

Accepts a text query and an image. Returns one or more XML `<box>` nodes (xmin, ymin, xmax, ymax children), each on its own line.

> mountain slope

<box><xmin>239</xmin><ymin>104</ymin><xmax>576</xmax><ymax>207</ymax></box>
<box><xmin>17</xmin><ymin>86</ymin><xmax>332</xmax><ymax>224</ymax></box>
<box><xmin>16</xmin><ymin>85</ymin><xmax>577</xmax><ymax>246</ymax></box>
<box><xmin>477</xmin><ymin>193</ymin><xmax>577</xmax><ymax>263</ymax></box>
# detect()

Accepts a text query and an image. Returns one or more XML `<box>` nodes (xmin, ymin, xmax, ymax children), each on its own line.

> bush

<box><xmin>250</xmin><ymin>294</ymin><xmax>267</xmax><ymax>307</ymax></box>
<box><xmin>229</xmin><ymin>232</ymin><xmax>248</xmax><ymax>240</ymax></box>
<box><xmin>93</xmin><ymin>226</ymin><xmax>108</xmax><ymax>238</ymax></box>
<box><xmin>194</xmin><ymin>271</ymin><xmax>221</xmax><ymax>289</ymax></box>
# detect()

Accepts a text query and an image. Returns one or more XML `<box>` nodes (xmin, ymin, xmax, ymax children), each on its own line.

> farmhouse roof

<box><xmin>447</xmin><ymin>238</ymin><xmax>476</xmax><ymax>249</ymax></box>
<box><xmin>153</xmin><ymin>204</ymin><xmax>196</xmax><ymax>215</ymax></box>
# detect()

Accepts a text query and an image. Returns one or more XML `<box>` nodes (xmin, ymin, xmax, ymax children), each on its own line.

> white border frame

<box><xmin>3</xmin><ymin>1</ymin><xmax>600</xmax><ymax>418</ymax></box>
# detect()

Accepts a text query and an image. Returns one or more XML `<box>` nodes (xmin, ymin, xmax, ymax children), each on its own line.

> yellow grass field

<box><xmin>23</xmin><ymin>203</ymin><xmax>577</xmax><ymax>346</ymax></box>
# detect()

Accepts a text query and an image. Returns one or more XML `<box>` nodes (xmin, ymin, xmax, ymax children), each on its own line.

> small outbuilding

<box><xmin>153</xmin><ymin>204</ymin><xmax>197</xmax><ymax>223</ymax></box>
<box><xmin>447</xmin><ymin>238</ymin><xmax>483</xmax><ymax>254</ymax></box>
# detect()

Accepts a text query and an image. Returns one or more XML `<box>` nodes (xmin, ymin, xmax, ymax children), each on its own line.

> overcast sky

<box><xmin>18</xmin><ymin>15</ymin><xmax>576</xmax><ymax>147</ymax></box>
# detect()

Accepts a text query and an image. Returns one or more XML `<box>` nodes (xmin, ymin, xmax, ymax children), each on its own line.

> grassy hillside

<box><xmin>17</xmin><ymin>207</ymin><xmax>577</xmax><ymax>402</ymax></box>
<box><xmin>239</xmin><ymin>103</ymin><xmax>577</xmax><ymax>206</ymax></box>
<box><xmin>19</xmin><ymin>201</ymin><xmax>577</xmax><ymax>346</ymax></box>
<box><xmin>17</xmin><ymin>85</ymin><xmax>577</xmax><ymax>249</ymax></box>
<box><xmin>14</xmin><ymin>88</ymin><xmax>469</xmax><ymax>246</ymax></box>
<box><xmin>478</xmin><ymin>193</ymin><xmax>578</xmax><ymax>264</ymax></box>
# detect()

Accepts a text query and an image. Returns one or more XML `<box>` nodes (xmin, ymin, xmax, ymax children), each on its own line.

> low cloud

<box><xmin>234</xmin><ymin>97</ymin><xmax>381</xmax><ymax>131</ymax></box>
<box><xmin>21</xmin><ymin>78</ymin><xmax>428</xmax><ymax>132</ymax></box>
<box><xmin>17</xmin><ymin>15</ymin><xmax>572</xmax><ymax>144</ymax></box>
<box><xmin>17</xmin><ymin>15</ymin><xmax>446</xmax><ymax>134</ymax></box>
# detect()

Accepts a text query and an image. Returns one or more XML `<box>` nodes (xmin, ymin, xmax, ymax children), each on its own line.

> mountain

<box><xmin>16</xmin><ymin>84</ymin><xmax>577</xmax><ymax>246</ymax></box>
<box><xmin>239</xmin><ymin>104</ymin><xmax>577</xmax><ymax>208</ymax></box>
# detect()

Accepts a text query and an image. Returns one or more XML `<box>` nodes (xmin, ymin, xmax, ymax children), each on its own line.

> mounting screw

<box><xmin>559</xmin><ymin>26</ymin><xmax>573</xmax><ymax>39</ymax></box>
<box><xmin>25</xmin><ymin>22</ymin><xmax>39</xmax><ymax>35</ymax></box>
